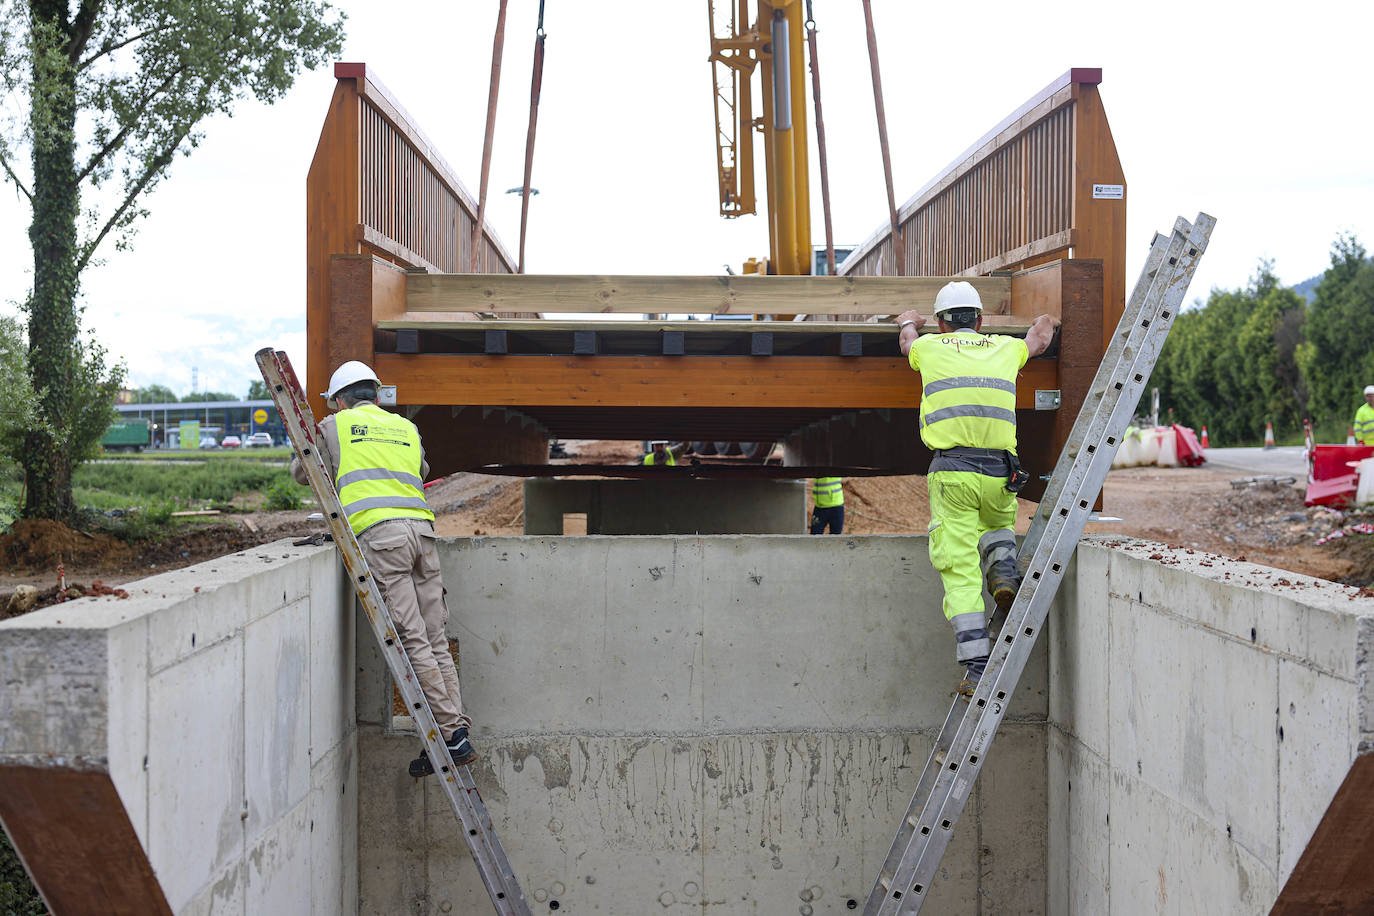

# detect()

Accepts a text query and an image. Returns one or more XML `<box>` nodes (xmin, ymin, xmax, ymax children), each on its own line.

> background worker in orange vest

<box><xmin>897</xmin><ymin>282</ymin><xmax>1059</xmax><ymax>696</ymax></box>
<box><xmin>809</xmin><ymin>477</ymin><xmax>845</xmax><ymax>534</ymax></box>
<box><xmin>291</xmin><ymin>360</ymin><xmax>476</xmax><ymax>774</ymax></box>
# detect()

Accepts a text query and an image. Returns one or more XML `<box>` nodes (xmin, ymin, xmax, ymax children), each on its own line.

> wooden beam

<box><xmin>1272</xmin><ymin>755</ymin><xmax>1374</xmax><ymax>913</ymax></box>
<box><xmin>405</xmin><ymin>274</ymin><xmax>1013</xmax><ymax>317</ymax></box>
<box><xmin>378</xmin><ymin>316</ymin><xmax>1034</xmax><ymax>335</ymax></box>
<box><xmin>373</xmin><ymin>353</ymin><xmax>1057</xmax><ymax>409</ymax></box>
<box><xmin>0</xmin><ymin>766</ymin><xmax>172</xmax><ymax>915</ymax></box>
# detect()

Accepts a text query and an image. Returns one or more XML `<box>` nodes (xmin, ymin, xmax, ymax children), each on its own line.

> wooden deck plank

<box><xmin>373</xmin><ymin>353</ymin><xmax>1057</xmax><ymax>409</ymax></box>
<box><xmin>405</xmin><ymin>273</ymin><xmax>1013</xmax><ymax>317</ymax></box>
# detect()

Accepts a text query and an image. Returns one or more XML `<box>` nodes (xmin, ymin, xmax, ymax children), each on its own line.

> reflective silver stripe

<box><xmin>923</xmin><ymin>405</ymin><xmax>1017</xmax><ymax>426</ymax></box>
<box><xmin>342</xmin><ymin>496</ymin><xmax>432</xmax><ymax>516</ymax></box>
<box><xmin>950</xmin><ymin>611</ymin><xmax>987</xmax><ymax>633</ymax></box>
<box><xmin>922</xmin><ymin>376</ymin><xmax>1017</xmax><ymax>398</ymax></box>
<box><xmin>337</xmin><ymin>467</ymin><xmax>425</xmax><ymax>490</ymax></box>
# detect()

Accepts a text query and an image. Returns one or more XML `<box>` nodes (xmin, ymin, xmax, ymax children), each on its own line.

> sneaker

<box><xmin>406</xmin><ymin>727</ymin><xmax>477</xmax><ymax>776</ymax></box>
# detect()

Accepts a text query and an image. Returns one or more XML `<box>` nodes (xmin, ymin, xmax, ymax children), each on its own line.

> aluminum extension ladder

<box><xmin>863</xmin><ymin>213</ymin><xmax>1216</xmax><ymax>914</ymax></box>
<box><xmin>256</xmin><ymin>348</ymin><xmax>532</xmax><ymax>916</ymax></box>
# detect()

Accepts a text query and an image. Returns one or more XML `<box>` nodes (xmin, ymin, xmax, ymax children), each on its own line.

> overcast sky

<box><xmin>2</xmin><ymin>0</ymin><xmax>1372</xmax><ymax>398</ymax></box>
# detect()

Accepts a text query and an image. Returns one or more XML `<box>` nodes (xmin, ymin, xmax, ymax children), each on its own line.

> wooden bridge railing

<box><xmin>839</xmin><ymin>67</ymin><xmax>1125</xmax><ymax>348</ymax></box>
<box><xmin>306</xmin><ymin>62</ymin><xmax>518</xmax><ymax>416</ymax></box>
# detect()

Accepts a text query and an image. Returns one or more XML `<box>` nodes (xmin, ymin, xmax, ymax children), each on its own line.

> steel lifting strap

<box><xmin>805</xmin><ymin>0</ymin><xmax>836</xmax><ymax>275</ymax></box>
<box><xmin>255</xmin><ymin>348</ymin><xmax>531</xmax><ymax>916</ymax></box>
<box><xmin>517</xmin><ymin>0</ymin><xmax>547</xmax><ymax>274</ymax></box>
<box><xmin>863</xmin><ymin>213</ymin><xmax>1216</xmax><ymax>914</ymax></box>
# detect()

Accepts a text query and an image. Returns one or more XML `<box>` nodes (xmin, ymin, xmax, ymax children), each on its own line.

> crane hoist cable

<box><xmin>472</xmin><ymin>0</ymin><xmax>510</xmax><ymax>273</ymax></box>
<box><xmin>517</xmin><ymin>0</ymin><xmax>547</xmax><ymax>274</ymax></box>
<box><xmin>805</xmin><ymin>0</ymin><xmax>836</xmax><ymax>276</ymax></box>
<box><xmin>861</xmin><ymin>0</ymin><xmax>904</xmax><ymax>276</ymax></box>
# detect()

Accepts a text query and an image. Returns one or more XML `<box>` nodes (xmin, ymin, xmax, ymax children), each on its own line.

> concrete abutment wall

<box><xmin>2</xmin><ymin>534</ymin><xmax>1371</xmax><ymax>913</ymax></box>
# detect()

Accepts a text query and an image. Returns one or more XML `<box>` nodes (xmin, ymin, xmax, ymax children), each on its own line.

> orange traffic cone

<box><xmin>1200</xmin><ymin>426</ymin><xmax>1210</xmax><ymax>449</ymax></box>
<box><xmin>1263</xmin><ymin>422</ymin><xmax>1276</xmax><ymax>449</ymax></box>
<box><xmin>1348</xmin><ymin>428</ymin><xmax>1357</xmax><ymax>446</ymax></box>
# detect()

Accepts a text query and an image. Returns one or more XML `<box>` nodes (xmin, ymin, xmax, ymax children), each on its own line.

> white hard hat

<box><xmin>1364</xmin><ymin>385</ymin><xmax>1374</xmax><ymax>396</ymax></box>
<box><xmin>933</xmin><ymin>280</ymin><xmax>984</xmax><ymax>315</ymax></box>
<box><xmin>650</xmin><ymin>440</ymin><xmax>669</xmax><ymax>446</ymax></box>
<box><xmin>322</xmin><ymin>360</ymin><xmax>381</xmax><ymax>399</ymax></box>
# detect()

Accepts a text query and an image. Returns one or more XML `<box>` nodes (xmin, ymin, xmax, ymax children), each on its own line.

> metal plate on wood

<box><xmin>1034</xmin><ymin>390</ymin><xmax>1061</xmax><ymax>410</ymax></box>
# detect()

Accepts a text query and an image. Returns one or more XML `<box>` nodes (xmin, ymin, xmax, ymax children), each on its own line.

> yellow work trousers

<box><xmin>926</xmin><ymin>470</ymin><xmax>1016</xmax><ymax>632</ymax></box>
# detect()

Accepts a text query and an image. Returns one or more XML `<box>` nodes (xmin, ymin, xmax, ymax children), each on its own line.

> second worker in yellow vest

<box><xmin>1355</xmin><ymin>386</ymin><xmax>1374</xmax><ymax>445</ymax></box>
<box><xmin>291</xmin><ymin>360</ymin><xmax>477</xmax><ymax>774</ymax></box>
<box><xmin>897</xmin><ymin>281</ymin><xmax>1060</xmax><ymax>697</ymax></box>
<box><xmin>810</xmin><ymin>477</ymin><xmax>845</xmax><ymax>534</ymax></box>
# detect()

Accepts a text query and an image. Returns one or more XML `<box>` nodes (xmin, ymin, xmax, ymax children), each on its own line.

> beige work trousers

<box><xmin>359</xmin><ymin>518</ymin><xmax>469</xmax><ymax>734</ymax></box>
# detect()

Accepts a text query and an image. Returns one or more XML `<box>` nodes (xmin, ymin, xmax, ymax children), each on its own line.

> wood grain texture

<box><xmin>405</xmin><ymin>274</ymin><xmax>1012</xmax><ymax>316</ymax></box>
<box><xmin>1071</xmin><ymin>82</ymin><xmax>1127</xmax><ymax>353</ymax></box>
<box><xmin>0</xmin><ymin>766</ymin><xmax>172</xmax><ymax>915</ymax></box>
<box><xmin>1271</xmin><ymin>754</ymin><xmax>1374</xmax><ymax>913</ymax></box>
<box><xmin>306</xmin><ymin>79</ymin><xmax>361</xmax><ymax>420</ymax></box>
<box><xmin>372</xmin><ymin>353</ymin><xmax>1056</xmax><ymax>409</ymax></box>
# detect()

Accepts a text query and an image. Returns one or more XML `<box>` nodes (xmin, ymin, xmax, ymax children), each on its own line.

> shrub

<box><xmin>264</xmin><ymin>481</ymin><xmax>304</xmax><ymax>511</ymax></box>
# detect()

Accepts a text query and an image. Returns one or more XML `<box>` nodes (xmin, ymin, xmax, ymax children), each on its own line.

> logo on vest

<box><xmin>350</xmin><ymin>424</ymin><xmax>368</xmax><ymax>437</ymax></box>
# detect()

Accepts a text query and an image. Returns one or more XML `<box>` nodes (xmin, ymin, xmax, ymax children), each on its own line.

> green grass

<box><xmin>102</xmin><ymin>445</ymin><xmax>294</xmax><ymax>460</ymax></box>
<box><xmin>73</xmin><ymin>458</ymin><xmax>302</xmax><ymax>506</ymax></box>
<box><xmin>0</xmin><ymin>457</ymin><xmax>310</xmax><ymax>541</ymax></box>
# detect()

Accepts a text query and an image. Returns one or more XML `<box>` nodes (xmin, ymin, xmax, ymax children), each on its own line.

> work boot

<box><xmin>407</xmin><ymin>727</ymin><xmax>477</xmax><ymax>776</ymax></box>
<box><xmin>985</xmin><ymin>557</ymin><xmax>1021</xmax><ymax>613</ymax></box>
<box><xmin>979</xmin><ymin>531</ymin><xmax>1020</xmax><ymax>612</ymax></box>
<box><xmin>956</xmin><ymin>656</ymin><xmax>988</xmax><ymax>698</ymax></box>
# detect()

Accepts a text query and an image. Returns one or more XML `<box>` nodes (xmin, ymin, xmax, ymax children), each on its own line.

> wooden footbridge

<box><xmin>307</xmin><ymin>64</ymin><xmax>1124</xmax><ymax>499</ymax></box>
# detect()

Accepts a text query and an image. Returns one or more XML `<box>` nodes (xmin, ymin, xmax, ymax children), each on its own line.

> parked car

<box><xmin>221</xmin><ymin>435</ymin><xmax>242</xmax><ymax>448</ymax></box>
<box><xmin>199</xmin><ymin>436</ymin><xmax>219</xmax><ymax>449</ymax></box>
<box><xmin>244</xmin><ymin>432</ymin><xmax>274</xmax><ymax>448</ymax></box>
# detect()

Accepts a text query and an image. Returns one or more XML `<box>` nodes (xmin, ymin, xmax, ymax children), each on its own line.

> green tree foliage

<box><xmin>247</xmin><ymin>379</ymin><xmax>271</xmax><ymax>400</ymax></box>
<box><xmin>180</xmin><ymin>390</ymin><xmax>236</xmax><ymax>403</ymax></box>
<box><xmin>0</xmin><ymin>315</ymin><xmax>42</xmax><ymax>463</ymax></box>
<box><xmin>132</xmin><ymin>383</ymin><xmax>177</xmax><ymax>403</ymax></box>
<box><xmin>1296</xmin><ymin>234</ymin><xmax>1374</xmax><ymax>441</ymax></box>
<box><xmin>0</xmin><ymin>0</ymin><xmax>345</xmax><ymax>521</ymax></box>
<box><xmin>1144</xmin><ymin>260</ymin><xmax>1307</xmax><ymax>445</ymax></box>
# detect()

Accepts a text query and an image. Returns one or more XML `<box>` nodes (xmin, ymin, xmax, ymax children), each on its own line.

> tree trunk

<box><xmin>23</xmin><ymin>0</ymin><xmax>81</xmax><ymax>522</ymax></box>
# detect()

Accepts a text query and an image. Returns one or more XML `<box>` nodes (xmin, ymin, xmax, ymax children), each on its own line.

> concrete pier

<box><xmin>2</xmin><ymin>534</ymin><xmax>1372</xmax><ymax>913</ymax></box>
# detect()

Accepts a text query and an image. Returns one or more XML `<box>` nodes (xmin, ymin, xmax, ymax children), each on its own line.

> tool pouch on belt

<box><xmin>1004</xmin><ymin>450</ymin><xmax>1030</xmax><ymax>493</ymax></box>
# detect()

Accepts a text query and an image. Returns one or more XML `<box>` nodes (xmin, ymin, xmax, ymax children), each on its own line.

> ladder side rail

<box><xmin>884</xmin><ymin>215</ymin><xmax>1215</xmax><ymax>914</ymax></box>
<box><xmin>871</xmin><ymin>214</ymin><xmax>1214</xmax><ymax>914</ymax></box>
<box><xmin>255</xmin><ymin>349</ymin><xmax>531</xmax><ymax>916</ymax></box>
<box><xmin>865</xmin><ymin>228</ymin><xmax>1188</xmax><ymax>913</ymax></box>
<box><xmin>1019</xmin><ymin>225</ymin><xmax>1180</xmax><ymax>560</ymax></box>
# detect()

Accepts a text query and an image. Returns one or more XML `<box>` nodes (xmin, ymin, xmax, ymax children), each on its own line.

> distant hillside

<box><xmin>1293</xmin><ymin>273</ymin><xmax>1321</xmax><ymax>303</ymax></box>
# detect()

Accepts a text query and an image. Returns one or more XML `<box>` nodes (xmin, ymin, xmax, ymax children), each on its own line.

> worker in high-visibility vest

<box><xmin>897</xmin><ymin>282</ymin><xmax>1060</xmax><ymax>696</ymax></box>
<box><xmin>291</xmin><ymin>361</ymin><xmax>476</xmax><ymax>773</ymax></box>
<box><xmin>642</xmin><ymin>440</ymin><xmax>678</xmax><ymax>466</ymax></box>
<box><xmin>810</xmin><ymin>477</ymin><xmax>845</xmax><ymax>534</ymax></box>
<box><xmin>1355</xmin><ymin>385</ymin><xmax>1374</xmax><ymax>445</ymax></box>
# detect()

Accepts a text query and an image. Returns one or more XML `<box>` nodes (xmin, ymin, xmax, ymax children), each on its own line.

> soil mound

<box><xmin>1</xmin><ymin>518</ymin><xmax>132</xmax><ymax>571</ymax></box>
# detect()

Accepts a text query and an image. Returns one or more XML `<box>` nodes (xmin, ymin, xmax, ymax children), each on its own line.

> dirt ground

<box><xmin>6</xmin><ymin>443</ymin><xmax>1374</xmax><ymax>616</ymax></box>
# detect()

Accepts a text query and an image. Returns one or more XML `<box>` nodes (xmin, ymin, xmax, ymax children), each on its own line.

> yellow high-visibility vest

<box><xmin>813</xmin><ymin>477</ymin><xmax>844</xmax><ymax>508</ymax></box>
<box><xmin>909</xmin><ymin>331</ymin><xmax>1029</xmax><ymax>452</ymax></box>
<box><xmin>1355</xmin><ymin>403</ymin><xmax>1374</xmax><ymax>445</ymax></box>
<box><xmin>643</xmin><ymin>451</ymin><xmax>676</xmax><ymax>466</ymax></box>
<box><xmin>334</xmin><ymin>403</ymin><xmax>434</xmax><ymax>535</ymax></box>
